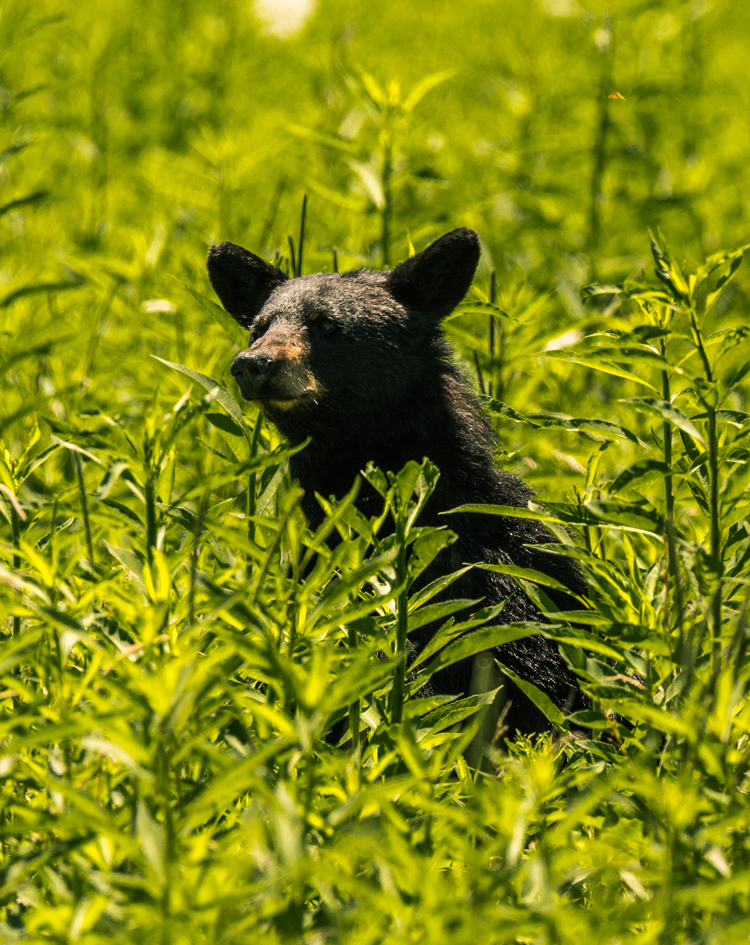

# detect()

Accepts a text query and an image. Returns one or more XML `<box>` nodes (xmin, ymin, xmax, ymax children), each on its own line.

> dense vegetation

<box><xmin>2</xmin><ymin>0</ymin><xmax>750</xmax><ymax>941</ymax></box>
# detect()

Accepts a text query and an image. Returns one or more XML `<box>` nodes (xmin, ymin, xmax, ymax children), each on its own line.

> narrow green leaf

<box><xmin>97</xmin><ymin>496</ymin><xmax>144</xmax><ymax>528</ymax></box>
<box><xmin>304</xmin><ymin>549</ymin><xmax>399</xmax><ymax>631</ymax></box>
<box><xmin>610</xmin><ymin>459</ymin><xmax>672</xmax><ymax>494</ymax></box>
<box><xmin>104</xmin><ymin>541</ymin><xmax>146</xmax><ymax>592</ymax></box>
<box><xmin>565</xmin><ymin>709</ymin><xmax>616</xmax><ymax>730</ymax></box>
<box><xmin>650</xmin><ymin>230</ymin><xmax>689</xmax><ymax>301</ymax></box>
<box><xmin>205</xmin><ymin>412</ymin><xmax>245</xmax><ymax>437</ymax></box>
<box><xmin>20</xmin><ymin>444</ymin><xmax>61</xmax><ymax>484</ymax></box>
<box><xmin>178</xmin><ymin>281</ymin><xmax>248</xmax><ymax>349</ymax></box>
<box><xmin>0</xmin><ymin>189</ymin><xmax>48</xmax><ymax>217</ymax></box>
<box><xmin>325</xmin><ymin>655</ymin><xmax>401</xmax><ymax>714</ymax></box>
<box><xmin>444</xmin><ymin>502</ymin><xmax>557</xmax><ymax>523</ymax></box>
<box><xmin>705</xmin><ymin>251</ymin><xmax>744</xmax><ymax>313</ymax></box>
<box><xmin>359</xmin><ymin>71</ymin><xmax>386</xmax><ymax>107</ymax></box>
<box><xmin>152</xmin><ymin>357</ymin><xmax>249</xmax><ymax>441</ymax></box>
<box><xmin>410</xmin><ymin>604</ymin><xmax>510</xmax><ymax>670</ymax></box>
<box><xmin>454</xmin><ymin>300</ymin><xmax>510</xmax><ymax>320</ymax></box>
<box><xmin>416</xmin><ymin>622</ymin><xmax>539</xmax><ymax>682</ymax></box>
<box><xmin>446</xmin><ymin>500</ymin><xmax>662</xmax><ymax>535</ymax></box>
<box><xmin>495</xmin><ymin>662</ymin><xmax>567</xmax><ymax>732</ymax></box>
<box><xmin>487</xmin><ymin>399</ymin><xmax>644</xmax><ymax>445</ymax></box>
<box><xmin>418</xmin><ymin>687</ymin><xmax>501</xmax><ymax>736</ymax></box>
<box><xmin>407</xmin><ymin>565</ymin><xmax>474</xmax><ymax>612</ymax></box>
<box><xmin>346</xmin><ymin>159</ymin><xmax>385</xmax><ymax>209</ymax></box>
<box><xmin>724</xmin><ymin>359</ymin><xmax>750</xmax><ymax>399</ymax></box>
<box><xmin>304</xmin><ymin>177</ymin><xmax>369</xmax><ymax>213</ymax></box>
<box><xmin>1</xmin><ymin>280</ymin><xmax>83</xmax><ymax>308</ymax></box>
<box><xmin>403</xmin><ymin>68</ymin><xmax>456</xmax><ymax>112</ymax></box>
<box><xmin>621</xmin><ymin>397</ymin><xmax>706</xmax><ymax>446</ymax></box>
<box><xmin>51</xmin><ymin>437</ymin><xmax>103</xmax><ymax>465</ymax></box>
<box><xmin>93</xmin><ymin>461</ymin><xmax>130</xmax><ymax>500</ymax></box>
<box><xmin>286</xmin><ymin>123</ymin><xmax>360</xmax><ymax>154</ymax></box>
<box><xmin>478</xmin><ymin>561</ymin><xmax>581</xmax><ymax>595</ymax></box>
<box><xmin>540</xmin><ymin>623</ymin><xmax>624</xmax><ymax>662</ymax></box>
<box><xmin>407</xmin><ymin>598</ymin><xmax>481</xmax><ymax>633</ymax></box>
<box><xmin>545</xmin><ymin>500</ymin><xmax>663</xmax><ymax>535</ymax></box>
<box><xmin>543</xmin><ymin>351</ymin><xmax>659</xmax><ymax>391</ymax></box>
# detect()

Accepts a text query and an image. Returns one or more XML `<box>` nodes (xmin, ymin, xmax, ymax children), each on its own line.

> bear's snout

<box><xmin>231</xmin><ymin>351</ymin><xmax>275</xmax><ymax>398</ymax></box>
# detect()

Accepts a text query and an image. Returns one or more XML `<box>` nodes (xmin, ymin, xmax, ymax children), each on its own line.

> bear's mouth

<box><xmin>259</xmin><ymin>397</ymin><xmax>309</xmax><ymax>412</ymax></box>
<box><xmin>239</xmin><ymin>387</ymin><xmax>310</xmax><ymax>407</ymax></box>
<box><xmin>237</xmin><ymin>378</ymin><xmax>323</xmax><ymax>410</ymax></box>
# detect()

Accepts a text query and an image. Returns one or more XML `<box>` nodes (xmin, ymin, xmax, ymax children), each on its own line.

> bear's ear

<box><xmin>385</xmin><ymin>228</ymin><xmax>480</xmax><ymax>322</ymax></box>
<box><xmin>206</xmin><ymin>242</ymin><xmax>288</xmax><ymax>328</ymax></box>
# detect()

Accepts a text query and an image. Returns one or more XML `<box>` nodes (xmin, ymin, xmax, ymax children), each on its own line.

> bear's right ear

<box><xmin>385</xmin><ymin>228</ymin><xmax>480</xmax><ymax>322</ymax></box>
<box><xmin>206</xmin><ymin>242</ymin><xmax>288</xmax><ymax>328</ymax></box>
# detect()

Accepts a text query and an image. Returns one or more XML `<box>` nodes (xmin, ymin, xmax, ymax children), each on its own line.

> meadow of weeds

<box><xmin>2</xmin><ymin>0</ymin><xmax>750</xmax><ymax>941</ymax></box>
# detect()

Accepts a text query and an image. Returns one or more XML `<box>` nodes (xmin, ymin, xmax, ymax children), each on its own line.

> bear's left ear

<box><xmin>207</xmin><ymin>242</ymin><xmax>288</xmax><ymax>328</ymax></box>
<box><xmin>385</xmin><ymin>228</ymin><xmax>480</xmax><ymax>321</ymax></box>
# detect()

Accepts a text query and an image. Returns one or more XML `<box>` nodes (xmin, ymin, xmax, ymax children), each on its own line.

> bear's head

<box><xmin>206</xmin><ymin>228</ymin><xmax>480</xmax><ymax>439</ymax></box>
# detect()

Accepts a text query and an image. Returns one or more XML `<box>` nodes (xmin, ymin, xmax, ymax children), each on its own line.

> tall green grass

<box><xmin>2</xmin><ymin>1</ymin><xmax>750</xmax><ymax>941</ymax></box>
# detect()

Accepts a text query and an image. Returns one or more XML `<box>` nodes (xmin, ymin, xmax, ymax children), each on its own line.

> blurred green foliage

<box><xmin>2</xmin><ymin>0</ymin><xmax>750</xmax><ymax>941</ymax></box>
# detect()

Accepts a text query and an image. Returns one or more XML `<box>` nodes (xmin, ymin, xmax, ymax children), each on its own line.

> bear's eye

<box><xmin>318</xmin><ymin>317</ymin><xmax>337</xmax><ymax>334</ymax></box>
<box><xmin>250</xmin><ymin>322</ymin><xmax>268</xmax><ymax>342</ymax></box>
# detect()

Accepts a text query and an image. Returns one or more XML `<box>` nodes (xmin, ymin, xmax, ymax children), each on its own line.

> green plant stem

<box><xmin>297</xmin><ymin>193</ymin><xmax>307</xmax><ymax>278</ymax></box>
<box><xmin>659</xmin><ymin>343</ymin><xmax>675</xmax><ymax>525</ymax></box>
<box><xmin>688</xmin><ymin>308</ymin><xmax>713</xmax><ymax>382</ymax></box>
<box><xmin>248</xmin><ymin>499</ymin><xmax>297</xmax><ymax>607</ymax></box>
<box><xmin>348</xmin><ymin>622</ymin><xmax>360</xmax><ymax>752</ymax></box>
<box><xmin>189</xmin><ymin>495</ymin><xmax>206</xmax><ymax>628</ymax></box>
<box><xmin>75</xmin><ymin>453</ymin><xmax>94</xmax><ymax>565</ymax></box>
<box><xmin>287</xmin><ymin>544</ymin><xmax>302</xmax><ymax>659</ymax></box>
<box><xmin>660</xmin><ymin>343</ymin><xmax>683</xmax><ymax>657</ymax></box>
<box><xmin>81</xmin><ymin>277</ymin><xmax>119</xmax><ymax>379</ymax></box>
<box><xmin>587</xmin><ymin>15</ymin><xmax>615</xmax><ymax>264</ymax></box>
<box><xmin>389</xmin><ymin>516</ymin><xmax>408</xmax><ymax>724</ymax></box>
<box><xmin>381</xmin><ymin>135</ymin><xmax>393</xmax><ymax>268</ymax></box>
<box><xmin>145</xmin><ymin>476</ymin><xmax>157</xmax><ymax>568</ymax></box>
<box><xmin>259</xmin><ymin>173</ymin><xmax>286</xmax><ymax>248</ymax></box>
<box><xmin>707</xmin><ymin>406</ymin><xmax>722</xmax><ymax>666</ymax></box>
<box><xmin>488</xmin><ymin>270</ymin><xmax>496</xmax><ymax>398</ymax></box>
<box><xmin>247</xmin><ymin>412</ymin><xmax>263</xmax><ymax>545</ymax></box>
<box><xmin>11</xmin><ymin>503</ymin><xmax>20</xmax><ymax>637</ymax></box>
<box><xmin>473</xmin><ymin>349</ymin><xmax>485</xmax><ymax>394</ymax></box>
<box><xmin>487</xmin><ymin>269</ymin><xmax>502</xmax><ymax>397</ymax></box>
<box><xmin>686</xmin><ymin>307</ymin><xmax>723</xmax><ymax>666</ymax></box>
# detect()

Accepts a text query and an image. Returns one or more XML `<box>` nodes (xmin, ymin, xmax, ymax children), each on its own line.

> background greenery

<box><xmin>2</xmin><ymin>0</ymin><xmax>750</xmax><ymax>941</ymax></box>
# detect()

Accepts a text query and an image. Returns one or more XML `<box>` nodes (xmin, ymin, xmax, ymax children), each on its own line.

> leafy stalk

<box><xmin>685</xmin><ymin>301</ymin><xmax>722</xmax><ymax>667</ymax></box>
<box><xmin>247</xmin><ymin>412</ymin><xmax>264</xmax><ymax>545</ymax></box>
<box><xmin>348</xmin><ymin>622</ymin><xmax>361</xmax><ymax>752</ymax></box>
<box><xmin>75</xmin><ymin>452</ymin><xmax>94</xmax><ymax>565</ymax></box>
<box><xmin>389</xmin><ymin>512</ymin><xmax>409</xmax><ymax>724</ymax></box>
<box><xmin>488</xmin><ymin>268</ymin><xmax>497</xmax><ymax>399</ymax></box>
<box><xmin>588</xmin><ymin>15</ymin><xmax>615</xmax><ymax>264</ymax></box>
<box><xmin>659</xmin><ymin>334</ymin><xmax>684</xmax><ymax>658</ymax></box>
<box><xmin>649</xmin><ymin>232</ymin><xmax>727</xmax><ymax>669</ymax></box>
<box><xmin>297</xmin><ymin>192</ymin><xmax>307</xmax><ymax>278</ymax></box>
<box><xmin>381</xmin><ymin>132</ymin><xmax>393</xmax><ymax>267</ymax></box>
<box><xmin>11</xmin><ymin>502</ymin><xmax>21</xmax><ymax>637</ymax></box>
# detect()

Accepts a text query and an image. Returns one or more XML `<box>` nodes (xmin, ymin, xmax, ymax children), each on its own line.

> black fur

<box><xmin>207</xmin><ymin>229</ymin><xmax>587</xmax><ymax>734</ymax></box>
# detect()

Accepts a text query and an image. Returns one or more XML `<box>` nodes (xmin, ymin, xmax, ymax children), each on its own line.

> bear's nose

<box><xmin>231</xmin><ymin>352</ymin><xmax>275</xmax><ymax>383</ymax></box>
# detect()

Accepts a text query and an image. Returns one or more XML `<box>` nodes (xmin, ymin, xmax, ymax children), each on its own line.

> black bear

<box><xmin>206</xmin><ymin>228</ymin><xmax>587</xmax><ymax>734</ymax></box>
